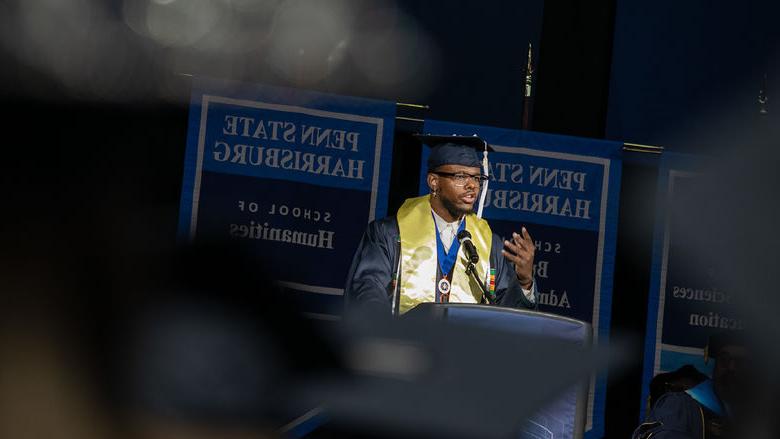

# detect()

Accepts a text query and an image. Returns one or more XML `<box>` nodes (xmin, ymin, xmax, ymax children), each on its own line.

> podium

<box><xmin>406</xmin><ymin>303</ymin><xmax>592</xmax><ymax>439</ymax></box>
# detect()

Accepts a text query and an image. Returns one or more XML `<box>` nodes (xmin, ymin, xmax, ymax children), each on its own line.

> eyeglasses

<box><xmin>433</xmin><ymin>172</ymin><xmax>488</xmax><ymax>187</ymax></box>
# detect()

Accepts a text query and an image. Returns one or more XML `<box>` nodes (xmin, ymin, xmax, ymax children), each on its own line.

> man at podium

<box><xmin>345</xmin><ymin>135</ymin><xmax>538</xmax><ymax>315</ymax></box>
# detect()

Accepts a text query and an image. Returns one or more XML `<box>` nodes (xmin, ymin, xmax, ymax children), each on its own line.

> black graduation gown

<box><xmin>633</xmin><ymin>382</ymin><xmax>731</xmax><ymax>439</ymax></box>
<box><xmin>344</xmin><ymin>216</ymin><xmax>537</xmax><ymax>313</ymax></box>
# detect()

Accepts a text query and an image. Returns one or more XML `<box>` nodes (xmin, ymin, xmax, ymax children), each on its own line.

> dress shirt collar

<box><xmin>431</xmin><ymin>209</ymin><xmax>463</xmax><ymax>231</ymax></box>
<box><xmin>431</xmin><ymin>209</ymin><xmax>463</xmax><ymax>252</ymax></box>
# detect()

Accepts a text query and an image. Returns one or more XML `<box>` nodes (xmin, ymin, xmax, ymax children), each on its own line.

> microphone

<box><xmin>457</xmin><ymin>230</ymin><xmax>479</xmax><ymax>264</ymax></box>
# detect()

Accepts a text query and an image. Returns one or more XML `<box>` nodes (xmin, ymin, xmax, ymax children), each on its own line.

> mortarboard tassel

<box><xmin>477</xmin><ymin>143</ymin><xmax>489</xmax><ymax>218</ymax></box>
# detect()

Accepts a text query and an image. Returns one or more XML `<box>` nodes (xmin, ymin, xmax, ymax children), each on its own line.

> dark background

<box><xmin>3</xmin><ymin>1</ymin><xmax>777</xmax><ymax>437</ymax></box>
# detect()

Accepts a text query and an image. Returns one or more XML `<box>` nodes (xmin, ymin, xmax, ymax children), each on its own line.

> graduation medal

<box><xmin>438</xmin><ymin>276</ymin><xmax>451</xmax><ymax>302</ymax></box>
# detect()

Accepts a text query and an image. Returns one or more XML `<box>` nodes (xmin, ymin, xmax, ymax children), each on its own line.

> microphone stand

<box><xmin>465</xmin><ymin>262</ymin><xmax>495</xmax><ymax>305</ymax></box>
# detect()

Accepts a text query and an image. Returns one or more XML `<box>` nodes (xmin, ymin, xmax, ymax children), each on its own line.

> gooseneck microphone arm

<box><xmin>457</xmin><ymin>230</ymin><xmax>495</xmax><ymax>305</ymax></box>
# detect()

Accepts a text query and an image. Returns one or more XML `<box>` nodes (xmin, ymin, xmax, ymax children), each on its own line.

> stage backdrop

<box><xmin>606</xmin><ymin>0</ymin><xmax>780</xmax><ymax>148</ymax></box>
<box><xmin>419</xmin><ymin>120</ymin><xmax>622</xmax><ymax>439</ymax></box>
<box><xmin>639</xmin><ymin>153</ymin><xmax>742</xmax><ymax>418</ymax></box>
<box><xmin>178</xmin><ymin>77</ymin><xmax>395</xmax><ymax>318</ymax></box>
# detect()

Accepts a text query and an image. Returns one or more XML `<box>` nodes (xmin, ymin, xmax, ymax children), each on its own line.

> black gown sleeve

<box><xmin>490</xmin><ymin>232</ymin><xmax>537</xmax><ymax>309</ymax></box>
<box><xmin>344</xmin><ymin>217</ymin><xmax>400</xmax><ymax>314</ymax></box>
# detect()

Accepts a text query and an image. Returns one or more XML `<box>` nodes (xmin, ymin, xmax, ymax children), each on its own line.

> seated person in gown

<box><xmin>633</xmin><ymin>333</ymin><xmax>750</xmax><ymax>439</ymax></box>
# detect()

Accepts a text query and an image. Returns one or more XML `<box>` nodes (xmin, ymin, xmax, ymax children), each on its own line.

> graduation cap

<box><xmin>415</xmin><ymin>134</ymin><xmax>494</xmax><ymax>170</ymax></box>
<box><xmin>415</xmin><ymin>134</ymin><xmax>494</xmax><ymax>218</ymax></box>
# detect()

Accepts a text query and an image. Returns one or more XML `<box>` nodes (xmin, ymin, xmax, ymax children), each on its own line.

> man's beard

<box><xmin>441</xmin><ymin>196</ymin><xmax>473</xmax><ymax>219</ymax></box>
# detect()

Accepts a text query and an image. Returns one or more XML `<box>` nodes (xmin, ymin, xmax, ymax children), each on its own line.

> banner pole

<box><xmin>522</xmin><ymin>42</ymin><xmax>535</xmax><ymax>130</ymax></box>
<box><xmin>397</xmin><ymin>102</ymin><xmax>431</xmax><ymax>110</ymax></box>
<box><xmin>622</xmin><ymin>143</ymin><xmax>664</xmax><ymax>154</ymax></box>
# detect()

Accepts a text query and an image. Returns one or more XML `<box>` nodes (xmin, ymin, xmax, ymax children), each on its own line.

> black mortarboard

<box><xmin>416</xmin><ymin>133</ymin><xmax>494</xmax><ymax>218</ymax></box>
<box><xmin>416</xmin><ymin>134</ymin><xmax>493</xmax><ymax>170</ymax></box>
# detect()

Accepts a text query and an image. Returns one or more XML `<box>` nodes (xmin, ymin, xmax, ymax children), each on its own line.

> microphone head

<box><xmin>456</xmin><ymin>230</ymin><xmax>479</xmax><ymax>264</ymax></box>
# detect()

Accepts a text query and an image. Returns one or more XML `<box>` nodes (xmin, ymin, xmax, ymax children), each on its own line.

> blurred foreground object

<box><xmin>0</xmin><ymin>0</ymin><xmax>440</xmax><ymax>102</ymax></box>
<box><xmin>1</xmin><ymin>240</ymin><xmax>625</xmax><ymax>439</ymax></box>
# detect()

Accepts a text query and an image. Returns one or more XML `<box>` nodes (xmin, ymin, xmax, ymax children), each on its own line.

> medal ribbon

<box><xmin>434</xmin><ymin>214</ymin><xmax>466</xmax><ymax>279</ymax></box>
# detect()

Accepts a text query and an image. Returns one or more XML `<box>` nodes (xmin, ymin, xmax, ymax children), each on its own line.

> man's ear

<box><xmin>427</xmin><ymin>173</ymin><xmax>438</xmax><ymax>192</ymax></box>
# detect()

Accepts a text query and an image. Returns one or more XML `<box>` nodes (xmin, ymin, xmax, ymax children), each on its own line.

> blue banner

<box><xmin>639</xmin><ymin>153</ymin><xmax>741</xmax><ymax>419</ymax></box>
<box><xmin>178</xmin><ymin>77</ymin><xmax>395</xmax><ymax>317</ymax></box>
<box><xmin>421</xmin><ymin>120</ymin><xmax>622</xmax><ymax>439</ymax></box>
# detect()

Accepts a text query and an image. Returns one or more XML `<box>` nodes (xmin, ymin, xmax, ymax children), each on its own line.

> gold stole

<box><xmin>396</xmin><ymin>195</ymin><xmax>493</xmax><ymax>315</ymax></box>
